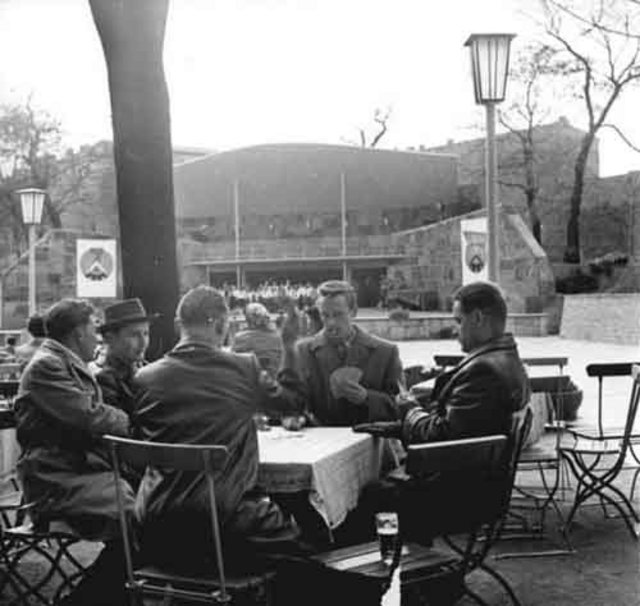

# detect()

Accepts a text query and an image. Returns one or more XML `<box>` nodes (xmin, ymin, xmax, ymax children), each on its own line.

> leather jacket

<box><xmin>403</xmin><ymin>334</ymin><xmax>530</xmax><ymax>444</ymax></box>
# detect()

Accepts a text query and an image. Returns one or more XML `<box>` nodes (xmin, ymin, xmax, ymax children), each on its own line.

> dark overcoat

<box><xmin>133</xmin><ymin>342</ymin><xmax>301</xmax><ymax>566</ymax></box>
<box><xmin>93</xmin><ymin>355</ymin><xmax>139</xmax><ymax>416</ymax></box>
<box><xmin>15</xmin><ymin>339</ymin><xmax>132</xmax><ymax>540</ymax></box>
<box><xmin>296</xmin><ymin>326</ymin><xmax>403</xmax><ymax>426</ymax></box>
<box><xmin>402</xmin><ymin>334</ymin><xmax>530</xmax><ymax>443</ymax></box>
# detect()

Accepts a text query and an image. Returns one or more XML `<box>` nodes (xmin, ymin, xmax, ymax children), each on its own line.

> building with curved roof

<box><xmin>174</xmin><ymin>142</ymin><xmax>463</xmax><ymax>304</ymax></box>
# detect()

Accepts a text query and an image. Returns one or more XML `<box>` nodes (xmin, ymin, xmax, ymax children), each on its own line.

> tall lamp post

<box><xmin>15</xmin><ymin>188</ymin><xmax>46</xmax><ymax>317</ymax></box>
<box><xmin>464</xmin><ymin>33</ymin><xmax>515</xmax><ymax>283</ymax></box>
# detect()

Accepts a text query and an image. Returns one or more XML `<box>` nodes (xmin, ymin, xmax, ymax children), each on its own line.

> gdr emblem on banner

<box><xmin>76</xmin><ymin>239</ymin><xmax>117</xmax><ymax>298</ymax></box>
<box><xmin>80</xmin><ymin>247</ymin><xmax>114</xmax><ymax>281</ymax></box>
<box><xmin>460</xmin><ymin>217</ymin><xmax>488</xmax><ymax>284</ymax></box>
<box><xmin>464</xmin><ymin>231</ymin><xmax>487</xmax><ymax>274</ymax></box>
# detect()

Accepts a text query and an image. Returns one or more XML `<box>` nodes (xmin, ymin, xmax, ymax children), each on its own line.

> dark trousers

<box><xmin>58</xmin><ymin>540</ymin><xmax>126</xmax><ymax>606</ymax></box>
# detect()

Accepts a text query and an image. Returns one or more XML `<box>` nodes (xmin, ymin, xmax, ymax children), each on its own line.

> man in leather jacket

<box><xmin>358</xmin><ymin>282</ymin><xmax>530</xmax><ymax>545</ymax></box>
<box><xmin>402</xmin><ymin>281</ymin><xmax>530</xmax><ymax>443</ymax></box>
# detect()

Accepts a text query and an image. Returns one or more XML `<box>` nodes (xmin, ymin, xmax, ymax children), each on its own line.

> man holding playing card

<box><xmin>296</xmin><ymin>280</ymin><xmax>403</xmax><ymax>426</ymax></box>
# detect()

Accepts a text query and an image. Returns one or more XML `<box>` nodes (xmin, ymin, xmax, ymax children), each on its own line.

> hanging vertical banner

<box><xmin>460</xmin><ymin>217</ymin><xmax>488</xmax><ymax>284</ymax></box>
<box><xmin>76</xmin><ymin>239</ymin><xmax>117</xmax><ymax>298</ymax></box>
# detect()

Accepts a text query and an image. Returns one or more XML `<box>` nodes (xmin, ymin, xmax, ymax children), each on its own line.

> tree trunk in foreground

<box><xmin>89</xmin><ymin>0</ymin><xmax>179</xmax><ymax>359</ymax></box>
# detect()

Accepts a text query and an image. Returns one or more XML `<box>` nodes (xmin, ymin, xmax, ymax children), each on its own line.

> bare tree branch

<box><xmin>602</xmin><ymin>122</ymin><xmax>640</xmax><ymax>152</ymax></box>
<box><xmin>547</xmin><ymin>0</ymin><xmax>640</xmax><ymax>40</ymax></box>
<box><xmin>370</xmin><ymin>108</ymin><xmax>390</xmax><ymax>148</ymax></box>
<box><xmin>542</xmin><ymin>0</ymin><xmax>640</xmax><ymax>262</ymax></box>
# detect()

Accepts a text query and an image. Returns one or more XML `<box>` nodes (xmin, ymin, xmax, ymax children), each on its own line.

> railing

<box><xmin>183</xmin><ymin>236</ymin><xmax>406</xmax><ymax>262</ymax></box>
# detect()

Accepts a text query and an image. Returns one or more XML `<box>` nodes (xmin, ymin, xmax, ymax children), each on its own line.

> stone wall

<box><xmin>354</xmin><ymin>314</ymin><xmax>547</xmax><ymax>341</ymax></box>
<box><xmin>228</xmin><ymin>313</ymin><xmax>548</xmax><ymax>342</ymax></box>
<box><xmin>390</xmin><ymin>209</ymin><xmax>555</xmax><ymax>313</ymax></box>
<box><xmin>560</xmin><ymin>293</ymin><xmax>640</xmax><ymax>344</ymax></box>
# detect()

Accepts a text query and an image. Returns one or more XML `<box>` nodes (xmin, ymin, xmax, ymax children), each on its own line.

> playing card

<box><xmin>330</xmin><ymin>366</ymin><xmax>363</xmax><ymax>398</ymax></box>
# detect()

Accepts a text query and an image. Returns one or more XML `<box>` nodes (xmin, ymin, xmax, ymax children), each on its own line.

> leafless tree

<box><xmin>0</xmin><ymin>101</ymin><xmax>100</xmax><ymax>257</ymax></box>
<box><xmin>541</xmin><ymin>0</ymin><xmax>640</xmax><ymax>262</ymax></box>
<box><xmin>497</xmin><ymin>43</ymin><xmax>561</xmax><ymax>243</ymax></box>
<box><xmin>343</xmin><ymin>107</ymin><xmax>393</xmax><ymax>148</ymax></box>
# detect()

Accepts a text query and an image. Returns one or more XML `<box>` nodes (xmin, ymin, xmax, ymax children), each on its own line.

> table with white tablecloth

<box><xmin>0</xmin><ymin>382</ymin><xmax>19</xmax><ymax>477</ymax></box>
<box><xmin>257</xmin><ymin>426</ymin><xmax>382</xmax><ymax>530</ymax></box>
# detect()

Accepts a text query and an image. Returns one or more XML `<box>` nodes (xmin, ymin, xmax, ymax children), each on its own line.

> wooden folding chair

<box><xmin>559</xmin><ymin>364</ymin><xmax>640</xmax><ymax>539</ymax></box>
<box><xmin>315</xmin><ymin>408</ymin><xmax>531</xmax><ymax>606</ymax></box>
<box><xmin>104</xmin><ymin>435</ymin><xmax>275</xmax><ymax>605</ymax></box>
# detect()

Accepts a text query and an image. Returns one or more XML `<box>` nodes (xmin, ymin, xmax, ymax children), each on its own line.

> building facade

<box><xmin>426</xmin><ymin>117</ymin><xmax>602</xmax><ymax>263</ymax></box>
<box><xmin>175</xmin><ymin>143</ymin><xmax>463</xmax><ymax>305</ymax></box>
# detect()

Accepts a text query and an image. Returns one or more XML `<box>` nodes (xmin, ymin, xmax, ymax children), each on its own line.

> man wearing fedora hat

<box><xmin>93</xmin><ymin>298</ymin><xmax>155</xmax><ymax>417</ymax></box>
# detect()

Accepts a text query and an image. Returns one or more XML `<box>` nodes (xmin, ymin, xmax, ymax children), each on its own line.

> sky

<box><xmin>1</xmin><ymin>0</ymin><xmax>639</xmax><ymax>177</ymax></box>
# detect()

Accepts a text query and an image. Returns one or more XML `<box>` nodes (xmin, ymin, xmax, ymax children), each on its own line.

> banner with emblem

<box><xmin>460</xmin><ymin>217</ymin><xmax>488</xmax><ymax>284</ymax></box>
<box><xmin>76</xmin><ymin>239</ymin><xmax>117</xmax><ymax>298</ymax></box>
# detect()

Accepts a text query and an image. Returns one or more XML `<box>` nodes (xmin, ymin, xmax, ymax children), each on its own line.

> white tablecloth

<box><xmin>257</xmin><ymin>426</ymin><xmax>382</xmax><ymax>529</ymax></box>
<box><xmin>0</xmin><ymin>428</ymin><xmax>19</xmax><ymax>476</ymax></box>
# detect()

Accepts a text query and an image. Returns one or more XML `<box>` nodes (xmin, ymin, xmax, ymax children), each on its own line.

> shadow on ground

<box><xmin>2</xmin><ymin>469</ymin><xmax>638</xmax><ymax>606</ymax></box>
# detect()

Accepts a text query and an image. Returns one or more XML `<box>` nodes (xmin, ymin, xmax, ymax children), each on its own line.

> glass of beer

<box><xmin>375</xmin><ymin>512</ymin><xmax>399</xmax><ymax>566</ymax></box>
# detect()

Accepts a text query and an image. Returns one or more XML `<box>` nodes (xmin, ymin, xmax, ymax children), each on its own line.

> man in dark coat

<box><xmin>362</xmin><ymin>281</ymin><xmax>530</xmax><ymax>544</ymax></box>
<box><xmin>92</xmin><ymin>298</ymin><xmax>153</xmax><ymax>417</ymax></box>
<box><xmin>401</xmin><ymin>281</ymin><xmax>530</xmax><ymax>443</ymax></box>
<box><xmin>133</xmin><ymin>285</ymin><xmax>303</xmax><ymax>571</ymax></box>
<box><xmin>15</xmin><ymin>299</ymin><xmax>133</xmax><ymax>605</ymax></box>
<box><xmin>296</xmin><ymin>280</ymin><xmax>403</xmax><ymax>426</ymax></box>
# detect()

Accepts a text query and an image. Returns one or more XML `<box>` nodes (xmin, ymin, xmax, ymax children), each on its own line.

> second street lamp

<box><xmin>464</xmin><ymin>33</ymin><xmax>515</xmax><ymax>283</ymax></box>
<box><xmin>16</xmin><ymin>188</ymin><xmax>46</xmax><ymax>317</ymax></box>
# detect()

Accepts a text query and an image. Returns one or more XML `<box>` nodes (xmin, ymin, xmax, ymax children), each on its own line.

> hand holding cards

<box><xmin>330</xmin><ymin>366</ymin><xmax>367</xmax><ymax>403</ymax></box>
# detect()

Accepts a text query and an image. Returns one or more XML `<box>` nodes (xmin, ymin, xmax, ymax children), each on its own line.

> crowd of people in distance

<box><xmin>220</xmin><ymin>280</ymin><xmax>318</xmax><ymax>312</ymax></box>
<box><xmin>6</xmin><ymin>279</ymin><xmax>530</xmax><ymax>606</ymax></box>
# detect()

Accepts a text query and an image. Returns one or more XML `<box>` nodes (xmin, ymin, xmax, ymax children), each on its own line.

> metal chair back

<box><xmin>104</xmin><ymin>435</ymin><xmax>230</xmax><ymax>603</ymax></box>
<box><xmin>406</xmin><ymin>435</ymin><xmax>506</xmax><ymax>477</ymax></box>
<box><xmin>617</xmin><ymin>365</ymin><xmax>640</xmax><ymax>464</ymax></box>
<box><xmin>557</xmin><ymin>365</ymin><xmax>640</xmax><ymax>539</ymax></box>
<box><xmin>586</xmin><ymin>362</ymin><xmax>639</xmax><ymax>437</ymax></box>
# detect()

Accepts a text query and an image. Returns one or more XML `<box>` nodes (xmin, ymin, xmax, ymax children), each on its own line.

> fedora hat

<box><xmin>99</xmin><ymin>298</ymin><xmax>157</xmax><ymax>333</ymax></box>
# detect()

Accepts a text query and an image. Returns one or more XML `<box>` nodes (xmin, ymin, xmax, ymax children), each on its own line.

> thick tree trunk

<box><xmin>526</xmin><ymin>190</ymin><xmax>542</xmax><ymax>244</ymax></box>
<box><xmin>89</xmin><ymin>0</ymin><xmax>179</xmax><ymax>359</ymax></box>
<box><xmin>563</xmin><ymin>139</ymin><xmax>592</xmax><ymax>264</ymax></box>
<box><xmin>523</xmin><ymin>145</ymin><xmax>541</xmax><ymax>244</ymax></box>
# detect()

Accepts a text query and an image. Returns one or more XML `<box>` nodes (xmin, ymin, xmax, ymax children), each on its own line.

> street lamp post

<box><xmin>15</xmin><ymin>188</ymin><xmax>46</xmax><ymax>317</ymax></box>
<box><xmin>464</xmin><ymin>33</ymin><xmax>515</xmax><ymax>283</ymax></box>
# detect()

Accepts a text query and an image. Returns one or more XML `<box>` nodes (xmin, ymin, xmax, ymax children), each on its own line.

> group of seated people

<box><xmin>12</xmin><ymin>279</ymin><xmax>530</xmax><ymax>605</ymax></box>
